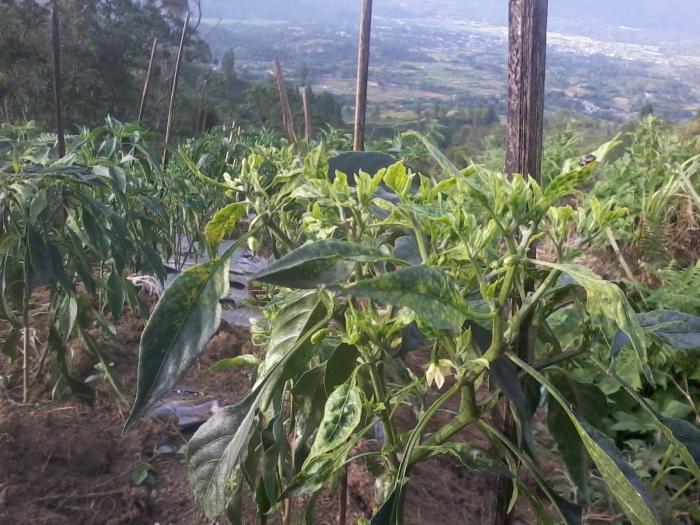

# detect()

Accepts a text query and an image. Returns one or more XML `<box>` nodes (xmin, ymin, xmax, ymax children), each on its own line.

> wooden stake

<box><xmin>50</xmin><ymin>0</ymin><xmax>65</xmax><ymax>157</ymax></box>
<box><xmin>504</xmin><ymin>0</ymin><xmax>548</xmax><ymax>181</ymax></box>
<box><xmin>194</xmin><ymin>79</ymin><xmax>208</xmax><ymax>137</ymax></box>
<box><xmin>272</xmin><ymin>59</ymin><xmax>296</xmax><ymax>144</ymax></box>
<box><xmin>491</xmin><ymin>2</ymin><xmax>548</xmax><ymax>525</ymax></box>
<box><xmin>162</xmin><ymin>11</ymin><xmax>190</xmax><ymax>167</ymax></box>
<box><xmin>300</xmin><ymin>86</ymin><xmax>312</xmax><ymax>141</ymax></box>
<box><xmin>138</xmin><ymin>37</ymin><xmax>158</xmax><ymax>124</ymax></box>
<box><xmin>353</xmin><ymin>0</ymin><xmax>373</xmax><ymax>152</ymax></box>
<box><xmin>337</xmin><ymin>468</ymin><xmax>348</xmax><ymax>525</ymax></box>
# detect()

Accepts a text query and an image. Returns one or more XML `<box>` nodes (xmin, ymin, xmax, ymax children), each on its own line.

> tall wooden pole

<box><xmin>51</xmin><ymin>0</ymin><xmax>65</xmax><ymax>157</ymax></box>
<box><xmin>353</xmin><ymin>0</ymin><xmax>373</xmax><ymax>152</ymax></box>
<box><xmin>162</xmin><ymin>11</ymin><xmax>190</xmax><ymax>167</ymax></box>
<box><xmin>138</xmin><ymin>37</ymin><xmax>158</xmax><ymax>124</ymax></box>
<box><xmin>505</xmin><ymin>0</ymin><xmax>548</xmax><ymax>181</ymax></box>
<box><xmin>490</xmin><ymin>2</ymin><xmax>548</xmax><ymax>525</ymax></box>
<box><xmin>272</xmin><ymin>59</ymin><xmax>296</xmax><ymax>144</ymax></box>
<box><xmin>300</xmin><ymin>86</ymin><xmax>312</xmax><ymax>141</ymax></box>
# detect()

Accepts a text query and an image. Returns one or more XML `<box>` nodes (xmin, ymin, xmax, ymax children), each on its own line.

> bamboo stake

<box><xmin>272</xmin><ymin>59</ymin><xmax>296</xmax><ymax>144</ymax></box>
<box><xmin>353</xmin><ymin>0</ymin><xmax>373</xmax><ymax>152</ymax></box>
<box><xmin>51</xmin><ymin>0</ymin><xmax>65</xmax><ymax>157</ymax></box>
<box><xmin>22</xmin><ymin>307</ymin><xmax>29</xmax><ymax>404</ymax></box>
<box><xmin>162</xmin><ymin>11</ymin><xmax>190</xmax><ymax>167</ymax></box>
<box><xmin>138</xmin><ymin>37</ymin><xmax>158</xmax><ymax>124</ymax></box>
<box><xmin>300</xmin><ymin>86</ymin><xmax>312</xmax><ymax>141</ymax></box>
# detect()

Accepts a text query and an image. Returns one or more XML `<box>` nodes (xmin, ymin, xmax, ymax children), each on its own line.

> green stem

<box><xmin>367</xmin><ymin>360</ymin><xmax>400</xmax><ymax>471</ymax></box>
<box><xmin>410</xmin><ymin>213</ymin><xmax>430</xmax><ymax>264</ymax></box>
<box><xmin>265</xmin><ymin>218</ymin><xmax>295</xmax><ymax>252</ymax></box>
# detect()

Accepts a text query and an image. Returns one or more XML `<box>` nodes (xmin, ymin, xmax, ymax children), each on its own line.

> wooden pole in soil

<box><xmin>353</xmin><ymin>0</ymin><xmax>373</xmax><ymax>152</ymax></box>
<box><xmin>300</xmin><ymin>86</ymin><xmax>312</xmax><ymax>141</ymax></box>
<box><xmin>162</xmin><ymin>11</ymin><xmax>190</xmax><ymax>168</ymax></box>
<box><xmin>272</xmin><ymin>59</ymin><xmax>297</xmax><ymax>144</ymax></box>
<box><xmin>138</xmin><ymin>37</ymin><xmax>158</xmax><ymax>124</ymax></box>
<box><xmin>489</xmin><ymin>1</ymin><xmax>548</xmax><ymax>524</ymax></box>
<box><xmin>50</xmin><ymin>0</ymin><xmax>65</xmax><ymax>158</ymax></box>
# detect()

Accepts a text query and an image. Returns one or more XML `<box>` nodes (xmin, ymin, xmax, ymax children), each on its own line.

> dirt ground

<box><xmin>0</xmin><ymin>297</ymin><xmax>550</xmax><ymax>525</ymax></box>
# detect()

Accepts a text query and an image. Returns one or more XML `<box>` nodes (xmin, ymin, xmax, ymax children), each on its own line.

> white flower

<box><xmin>425</xmin><ymin>359</ymin><xmax>453</xmax><ymax>390</ymax></box>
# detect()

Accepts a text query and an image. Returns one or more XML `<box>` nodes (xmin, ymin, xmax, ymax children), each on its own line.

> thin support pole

<box><xmin>491</xmin><ymin>2</ymin><xmax>548</xmax><ymax>525</ymax></box>
<box><xmin>300</xmin><ymin>86</ymin><xmax>312</xmax><ymax>141</ymax></box>
<box><xmin>51</xmin><ymin>0</ymin><xmax>65</xmax><ymax>157</ymax></box>
<box><xmin>353</xmin><ymin>0</ymin><xmax>373</xmax><ymax>152</ymax></box>
<box><xmin>138</xmin><ymin>37</ymin><xmax>158</xmax><ymax>124</ymax></box>
<box><xmin>162</xmin><ymin>11</ymin><xmax>190</xmax><ymax>167</ymax></box>
<box><xmin>194</xmin><ymin>79</ymin><xmax>208</xmax><ymax>137</ymax></box>
<box><xmin>272</xmin><ymin>59</ymin><xmax>296</xmax><ymax>144</ymax></box>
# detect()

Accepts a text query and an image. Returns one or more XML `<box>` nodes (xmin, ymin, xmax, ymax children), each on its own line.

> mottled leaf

<box><xmin>309</xmin><ymin>381</ymin><xmax>362</xmax><ymax>457</ymax></box>
<box><xmin>253</xmin><ymin>240</ymin><xmax>387</xmax><ymax>289</ymax></box>
<box><xmin>536</xmin><ymin>261</ymin><xmax>650</xmax><ymax>382</ymax></box>
<box><xmin>125</xmin><ymin>241</ymin><xmax>243</xmax><ymax>430</ymax></box>
<box><xmin>205</xmin><ymin>203</ymin><xmax>247</xmax><ymax>252</ymax></box>
<box><xmin>344</xmin><ymin>265</ymin><xmax>468</xmax><ymax>331</ymax></box>
<box><xmin>187</xmin><ymin>394</ymin><xmax>260</xmax><ymax>519</ymax></box>
<box><xmin>510</xmin><ymin>353</ymin><xmax>660</xmax><ymax>525</ymax></box>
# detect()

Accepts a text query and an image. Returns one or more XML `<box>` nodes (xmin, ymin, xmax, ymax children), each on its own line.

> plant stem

<box><xmin>367</xmin><ymin>360</ymin><xmax>400</xmax><ymax>471</ymax></box>
<box><xmin>265</xmin><ymin>219</ymin><xmax>295</xmax><ymax>252</ymax></box>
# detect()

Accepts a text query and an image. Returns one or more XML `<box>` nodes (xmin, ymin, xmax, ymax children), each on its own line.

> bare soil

<box><xmin>0</xmin><ymin>298</ymin><xmax>549</xmax><ymax>525</ymax></box>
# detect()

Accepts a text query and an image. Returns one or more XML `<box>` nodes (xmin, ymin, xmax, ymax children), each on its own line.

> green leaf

<box><xmin>382</xmin><ymin>162</ymin><xmax>413</xmax><ymax>197</ymax></box>
<box><xmin>302</xmin><ymin>144</ymin><xmax>328</xmax><ymax>179</ymax></box>
<box><xmin>205</xmin><ymin>203</ymin><xmax>247</xmax><ymax>252</ymax></box>
<box><xmin>590</xmin><ymin>358</ymin><xmax>700</xmax><ymax>480</ymax></box>
<box><xmin>209</xmin><ymin>354</ymin><xmax>260</xmax><ymax>372</ymax></box>
<box><xmin>343</xmin><ymin>265</ymin><xmax>468</xmax><ymax>331</ymax></box>
<box><xmin>125</xmin><ymin>240</ymin><xmax>245</xmax><ymax>430</ymax></box>
<box><xmin>309</xmin><ymin>381</ymin><xmax>362</xmax><ymax>457</ymax></box>
<box><xmin>253</xmin><ymin>240</ymin><xmax>386</xmax><ymax>289</ymax></box>
<box><xmin>187</xmin><ymin>291</ymin><xmax>331</xmax><ymax>519</ymax></box>
<box><xmin>187</xmin><ymin>393</ymin><xmax>261</xmax><ymax>519</ymax></box>
<box><xmin>536</xmin><ymin>261</ymin><xmax>650</xmax><ymax>383</ymax></box>
<box><xmin>509</xmin><ymin>353</ymin><xmax>660</xmax><ymax>525</ymax></box>
<box><xmin>106</xmin><ymin>269</ymin><xmax>124</xmax><ymax>320</ymax></box>
<box><xmin>415</xmin><ymin>443</ymin><xmax>510</xmax><ymax>477</ymax></box>
<box><xmin>639</xmin><ymin>310</ymin><xmax>700</xmax><ymax>350</ymax></box>
<box><xmin>548</xmin><ymin>374</ymin><xmax>608</xmax><ymax>499</ymax></box>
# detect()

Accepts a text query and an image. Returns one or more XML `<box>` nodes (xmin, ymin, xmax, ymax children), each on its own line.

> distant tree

<box><xmin>297</xmin><ymin>62</ymin><xmax>309</xmax><ymax>86</ymax></box>
<box><xmin>640</xmin><ymin>101</ymin><xmax>654</xmax><ymax>117</ymax></box>
<box><xmin>221</xmin><ymin>49</ymin><xmax>236</xmax><ymax>79</ymax></box>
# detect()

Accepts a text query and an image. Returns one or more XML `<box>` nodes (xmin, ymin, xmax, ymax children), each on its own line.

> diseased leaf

<box><xmin>309</xmin><ymin>381</ymin><xmax>362</xmax><ymax>457</ymax></box>
<box><xmin>536</xmin><ymin>261</ymin><xmax>650</xmax><ymax>382</ymax></box>
<box><xmin>186</xmin><ymin>291</ymin><xmax>331</xmax><ymax>519</ymax></box>
<box><xmin>125</xmin><ymin>239</ymin><xmax>245</xmax><ymax>430</ymax></box>
<box><xmin>205</xmin><ymin>203</ymin><xmax>247</xmax><ymax>252</ymax></box>
<box><xmin>344</xmin><ymin>265</ymin><xmax>468</xmax><ymax>331</ymax></box>
<box><xmin>510</xmin><ymin>353</ymin><xmax>660</xmax><ymax>525</ymax></box>
<box><xmin>187</xmin><ymin>393</ymin><xmax>261</xmax><ymax>519</ymax></box>
<box><xmin>252</xmin><ymin>240</ymin><xmax>387</xmax><ymax>289</ymax></box>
